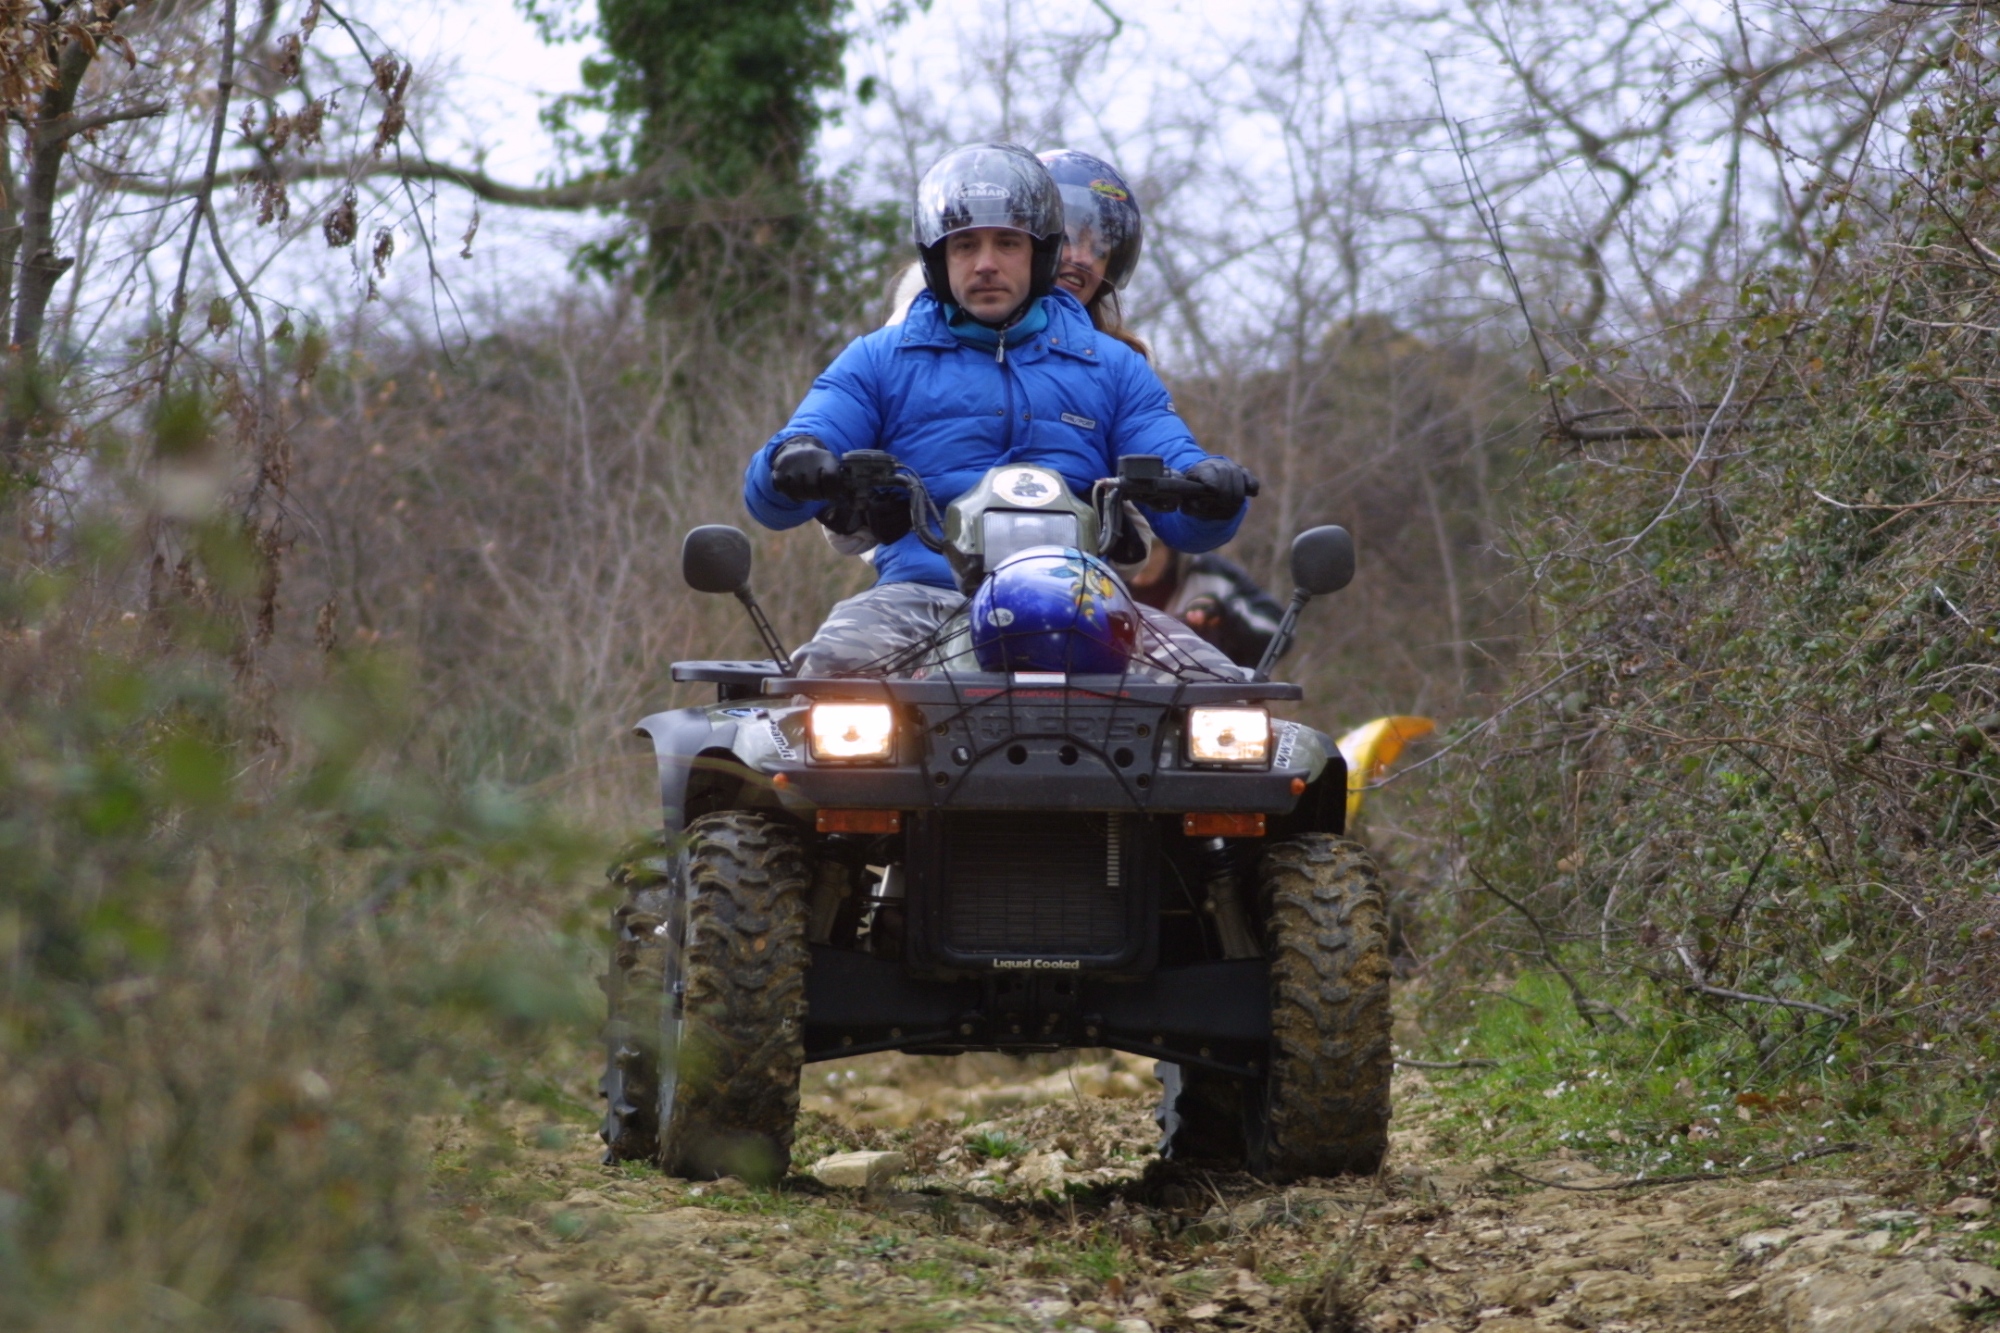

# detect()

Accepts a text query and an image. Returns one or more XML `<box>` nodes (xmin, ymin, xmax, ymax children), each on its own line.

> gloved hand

<box><xmin>1181</xmin><ymin>594</ymin><xmax>1226</xmax><ymax>637</ymax></box>
<box><xmin>1183</xmin><ymin>457</ymin><xmax>1257</xmax><ymax>520</ymax></box>
<box><xmin>770</xmin><ymin>436</ymin><xmax>841</xmax><ymax>503</ymax></box>
<box><xmin>817</xmin><ymin>490</ymin><xmax>914</xmax><ymax>545</ymax></box>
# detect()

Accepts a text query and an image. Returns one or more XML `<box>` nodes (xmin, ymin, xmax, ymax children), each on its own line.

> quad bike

<box><xmin>601</xmin><ymin>452</ymin><xmax>1394</xmax><ymax>1184</ymax></box>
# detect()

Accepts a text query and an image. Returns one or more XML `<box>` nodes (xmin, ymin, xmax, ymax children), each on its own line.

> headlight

<box><xmin>808</xmin><ymin>703</ymin><xmax>896</xmax><ymax>762</ymax></box>
<box><xmin>1186</xmin><ymin>707</ymin><xmax>1271</xmax><ymax>765</ymax></box>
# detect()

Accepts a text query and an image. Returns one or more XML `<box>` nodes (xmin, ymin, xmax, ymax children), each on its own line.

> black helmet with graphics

<box><xmin>913</xmin><ymin>142</ymin><xmax>1064</xmax><ymax>316</ymax></box>
<box><xmin>1039</xmin><ymin>148</ymin><xmax>1143</xmax><ymax>299</ymax></box>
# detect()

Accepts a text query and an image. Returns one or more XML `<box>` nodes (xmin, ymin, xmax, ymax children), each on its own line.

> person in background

<box><xmin>1126</xmin><ymin>537</ymin><xmax>1287</xmax><ymax>670</ymax></box>
<box><xmin>1040</xmin><ymin>148</ymin><xmax>1287</xmax><ymax>667</ymax></box>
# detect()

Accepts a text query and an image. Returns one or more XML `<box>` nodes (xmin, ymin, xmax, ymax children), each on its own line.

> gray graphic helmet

<box><xmin>913</xmin><ymin>143</ymin><xmax>1064</xmax><ymax>319</ymax></box>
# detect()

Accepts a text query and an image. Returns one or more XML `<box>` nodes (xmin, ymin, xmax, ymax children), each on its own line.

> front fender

<box><xmin>1271</xmin><ymin>721</ymin><xmax>1346</xmax><ymax>837</ymax></box>
<box><xmin>634</xmin><ymin>709</ymin><xmax>740</xmax><ymax>837</ymax></box>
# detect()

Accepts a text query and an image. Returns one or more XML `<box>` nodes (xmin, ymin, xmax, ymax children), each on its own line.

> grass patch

<box><xmin>1406</xmin><ymin>972</ymin><xmax>2000</xmax><ymax>1205</ymax></box>
<box><xmin>966</xmin><ymin>1130</ymin><xmax>1030</xmax><ymax>1161</ymax></box>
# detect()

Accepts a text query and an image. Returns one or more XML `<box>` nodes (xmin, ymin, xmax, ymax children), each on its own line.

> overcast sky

<box><xmin>332</xmin><ymin>0</ymin><xmax>1300</xmax><ymax>326</ymax></box>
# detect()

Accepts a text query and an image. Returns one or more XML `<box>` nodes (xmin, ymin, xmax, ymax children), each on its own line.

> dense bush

<box><xmin>1417</xmin><ymin>32</ymin><xmax>2000</xmax><ymax>1159</ymax></box>
<box><xmin>0</xmin><ymin>524</ymin><xmax>602</xmax><ymax>1330</ymax></box>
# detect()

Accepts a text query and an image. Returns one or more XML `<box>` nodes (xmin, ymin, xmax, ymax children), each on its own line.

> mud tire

<box><xmin>1260</xmin><ymin>834</ymin><xmax>1392</xmax><ymax>1178</ymax></box>
<box><xmin>600</xmin><ymin>831</ymin><xmax>677</xmax><ymax>1165</ymax></box>
<box><xmin>601</xmin><ymin>813</ymin><xmax>811</xmax><ymax>1181</ymax></box>
<box><xmin>1156</xmin><ymin>834</ymin><xmax>1391</xmax><ymax>1180</ymax></box>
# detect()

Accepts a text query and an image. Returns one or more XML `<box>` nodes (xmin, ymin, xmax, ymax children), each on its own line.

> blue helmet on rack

<box><xmin>970</xmin><ymin>547</ymin><xmax>1140</xmax><ymax>674</ymax></box>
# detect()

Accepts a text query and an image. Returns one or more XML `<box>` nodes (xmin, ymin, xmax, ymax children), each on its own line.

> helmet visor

<box><xmin>914</xmin><ymin>144</ymin><xmax>1063</xmax><ymax>248</ymax></box>
<box><xmin>1057</xmin><ymin>181</ymin><xmax>1137</xmax><ymax>263</ymax></box>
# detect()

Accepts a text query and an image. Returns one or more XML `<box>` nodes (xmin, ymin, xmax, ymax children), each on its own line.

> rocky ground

<box><xmin>431</xmin><ymin>1055</ymin><xmax>2000</xmax><ymax>1333</ymax></box>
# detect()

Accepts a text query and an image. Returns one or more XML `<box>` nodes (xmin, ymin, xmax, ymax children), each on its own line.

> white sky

<box><xmin>337</xmin><ymin>0</ymin><xmax>1299</xmax><ymax>323</ymax></box>
<box><xmin>60</xmin><ymin>0</ymin><xmax>1868</xmax><ymax>372</ymax></box>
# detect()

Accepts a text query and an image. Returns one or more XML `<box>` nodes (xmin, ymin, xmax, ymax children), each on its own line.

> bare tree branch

<box><xmin>31</xmin><ymin>100</ymin><xmax>167</xmax><ymax>148</ymax></box>
<box><xmin>82</xmin><ymin>155</ymin><xmax>810</xmax><ymax>223</ymax></box>
<box><xmin>1674</xmin><ymin>944</ymin><xmax>1850</xmax><ymax>1021</ymax></box>
<box><xmin>161</xmin><ymin>0</ymin><xmax>241</xmax><ymax>397</ymax></box>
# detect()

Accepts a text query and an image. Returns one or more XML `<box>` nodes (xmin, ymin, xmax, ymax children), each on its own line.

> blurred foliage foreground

<box><xmin>0</xmin><ymin>520</ymin><xmax>608</xmax><ymax>1332</ymax></box>
<box><xmin>1403</xmin><ymin>35</ymin><xmax>2000</xmax><ymax>1190</ymax></box>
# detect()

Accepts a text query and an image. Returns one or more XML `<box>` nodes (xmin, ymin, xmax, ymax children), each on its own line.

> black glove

<box><xmin>817</xmin><ymin>490</ymin><xmax>914</xmax><ymax>545</ymax></box>
<box><xmin>770</xmin><ymin>436</ymin><xmax>840</xmax><ymax>503</ymax></box>
<box><xmin>1184</xmin><ymin>457</ymin><xmax>1257</xmax><ymax>520</ymax></box>
<box><xmin>1181</xmin><ymin>594</ymin><xmax>1226</xmax><ymax>638</ymax></box>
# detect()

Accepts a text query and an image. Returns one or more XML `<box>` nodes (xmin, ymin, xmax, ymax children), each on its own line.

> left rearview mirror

<box><xmin>1290</xmin><ymin>525</ymin><xmax>1355</xmax><ymax>597</ymax></box>
<box><xmin>682</xmin><ymin>525</ymin><xmax>753</xmax><ymax>595</ymax></box>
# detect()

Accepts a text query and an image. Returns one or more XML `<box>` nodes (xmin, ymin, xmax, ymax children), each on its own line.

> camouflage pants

<box><xmin>791</xmin><ymin>581</ymin><xmax>1243</xmax><ymax>680</ymax></box>
<box><xmin>790</xmin><ymin>582</ymin><xmax>969</xmax><ymax>677</ymax></box>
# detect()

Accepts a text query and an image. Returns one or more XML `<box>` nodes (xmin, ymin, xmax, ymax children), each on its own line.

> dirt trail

<box><xmin>437</xmin><ymin>1057</ymin><xmax>2000</xmax><ymax>1333</ymax></box>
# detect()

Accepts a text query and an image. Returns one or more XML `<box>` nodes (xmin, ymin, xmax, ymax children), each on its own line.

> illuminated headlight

<box><xmin>808</xmin><ymin>703</ymin><xmax>896</xmax><ymax>762</ymax></box>
<box><xmin>1186</xmin><ymin>707</ymin><xmax>1271</xmax><ymax>765</ymax></box>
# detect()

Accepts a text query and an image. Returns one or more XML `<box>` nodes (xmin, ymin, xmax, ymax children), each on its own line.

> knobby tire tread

<box><xmin>1156</xmin><ymin>834</ymin><xmax>1391</xmax><ymax>1179</ymax></box>
<box><xmin>656</xmin><ymin>811</ymin><xmax>810</xmax><ymax>1182</ymax></box>
<box><xmin>601</xmin><ymin>833</ymin><xmax>676</xmax><ymax>1164</ymax></box>
<box><xmin>1260</xmin><ymin>833</ymin><xmax>1392</xmax><ymax>1180</ymax></box>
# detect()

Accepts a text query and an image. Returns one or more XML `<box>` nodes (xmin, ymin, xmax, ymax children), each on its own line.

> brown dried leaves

<box><xmin>322</xmin><ymin>189</ymin><xmax>357</xmax><ymax>248</ymax></box>
<box><xmin>369</xmin><ymin>56</ymin><xmax>410</xmax><ymax>157</ymax></box>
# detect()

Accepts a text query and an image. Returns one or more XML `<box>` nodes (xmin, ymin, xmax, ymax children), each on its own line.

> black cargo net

<box><xmin>794</xmin><ymin>582</ymin><xmax>1244</xmax><ymax>806</ymax></box>
<box><xmin>835</xmin><ymin>602</ymin><xmax>1239</xmax><ymax>685</ymax></box>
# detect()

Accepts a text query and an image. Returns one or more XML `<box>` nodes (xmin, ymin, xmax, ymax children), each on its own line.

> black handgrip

<box><xmin>1118</xmin><ymin>472</ymin><xmax>1206</xmax><ymax>511</ymax></box>
<box><xmin>836</xmin><ymin>449</ymin><xmax>901</xmax><ymax>497</ymax></box>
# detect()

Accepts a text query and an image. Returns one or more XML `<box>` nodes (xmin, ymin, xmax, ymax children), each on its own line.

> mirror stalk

<box><xmin>735</xmin><ymin>588</ymin><xmax>794</xmax><ymax>675</ymax></box>
<box><xmin>1252</xmin><ymin>589</ymin><xmax>1311</xmax><ymax>684</ymax></box>
<box><xmin>1251</xmin><ymin>526</ymin><xmax>1356</xmax><ymax>683</ymax></box>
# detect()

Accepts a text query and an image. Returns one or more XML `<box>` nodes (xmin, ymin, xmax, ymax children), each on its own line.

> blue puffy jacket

<box><xmin>744</xmin><ymin>288</ymin><xmax>1244</xmax><ymax>589</ymax></box>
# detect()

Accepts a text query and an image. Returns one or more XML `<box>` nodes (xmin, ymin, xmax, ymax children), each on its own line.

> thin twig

<box><xmin>1812</xmin><ymin>488</ymin><xmax>2000</xmax><ymax>515</ymax></box>
<box><xmin>1395</xmin><ymin>1057</ymin><xmax>1503</xmax><ymax>1070</ymax></box>
<box><xmin>1467</xmin><ymin>864</ymin><xmax>1631</xmax><ymax>1028</ymax></box>
<box><xmin>1379</xmin><ymin>661</ymin><xmax>1592</xmax><ymax>783</ymax></box>
<box><xmin>1674</xmin><ymin>944</ymin><xmax>1850</xmax><ymax>1021</ymax></box>
<box><xmin>1607</xmin><ymin>363</ymin><xmax>1741</xmax><ymax>555</ymax></box>
<box><xmin>1564</xmin><ymin>416</ymin><xmax>1798</xmax><ymax>442</ymax></box>
<box><xmin>1429</xmin><ymin>53</ymin><xmax>1565</xmax><ymax>433</ymax></box>
<box><xmin>159</xmin><ymin>0</ymin><xmax>239</xmax><ymax>397</ymax></box>
<box><xmin>1500</xmin><ymin>1141</ymin><xmax>1865</xmax><ymax>1192</ymax></box>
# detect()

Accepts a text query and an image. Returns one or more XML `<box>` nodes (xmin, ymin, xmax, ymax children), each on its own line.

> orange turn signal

<box><xmin>816</xmin><ymin>809</ymin><xmax>903</xmax><ymax>834</ymax></box>
<box><xmin>1182</xmin><ymin>812</ymin><xmax>1266</xmax><ymax>837</ymax></box>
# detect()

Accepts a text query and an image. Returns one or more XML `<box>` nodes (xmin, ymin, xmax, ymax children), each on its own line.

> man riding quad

<box><xmin>745</xmin><ymin>142</ymin><xmax>1257</xmax><ymax>679</ymax></box>
<box><xmin>601</xmin><ymin>143</ymin><xmax>1397</xmax><ymax>1188</ymax></box>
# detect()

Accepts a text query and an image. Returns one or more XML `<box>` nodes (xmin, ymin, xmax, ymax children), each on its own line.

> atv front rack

<box><xmin>765</xmin><ymin>671</ymin><xmax>1304</xmax><ymax>705</ymax></box>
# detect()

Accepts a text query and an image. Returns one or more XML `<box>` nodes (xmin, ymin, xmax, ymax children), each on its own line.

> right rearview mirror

<box><xmin>683</xmin><ymin>525</ymin><xmax>753</xmax><ymax>595</ymax></box>
<box><xmin>1291</xmin><ymin>525</ymin><xmax>1355</xmax><ymax>596</ymax></box>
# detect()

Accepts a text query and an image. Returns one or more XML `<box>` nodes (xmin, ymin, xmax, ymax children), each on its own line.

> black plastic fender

<box><xmin>1270</xmin><ymin>728</ymin><xmax>1347</xmax><ymax>838</ymax></box>
<box><xmin>634</xmin><ymin>709</ymin><xmax>739</xmax><ymax>837</ymax></box>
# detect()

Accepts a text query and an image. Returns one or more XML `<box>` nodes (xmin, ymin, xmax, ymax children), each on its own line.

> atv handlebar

<box><xmin>831</xmin><ymin>451</ymin><xmax>949</xmax><ymax>554</ymax></box>
<box><xmin>828</xmin><ymin>450</ymin><xmax>1256</xmax><ymax>532</ymax></box>
<box><xmin>1110</xmin><ymin>455</ymin><xmax>1261</xmax><ymax>512</ymax></box>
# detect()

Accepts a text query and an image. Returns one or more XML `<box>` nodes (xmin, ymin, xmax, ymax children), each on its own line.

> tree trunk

<box><xmin>3</xmin><ymin>26</ymin><xmax>99</xmax><ymax>471</ymax></box>
<box><xmin>0</xmin><ymin>125</ymin><xmax>20</xmax><ymax>344</ymax></box>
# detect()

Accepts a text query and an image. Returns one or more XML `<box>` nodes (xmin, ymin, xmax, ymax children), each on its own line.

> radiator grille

<box><xmin>941</xmin><ymin>812</ymin><xmax>1128</xmax><ymax>955</ymax></box>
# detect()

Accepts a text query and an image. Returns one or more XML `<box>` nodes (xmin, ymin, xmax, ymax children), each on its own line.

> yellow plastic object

<box><xmin>1335</xmin><ymin>716</ymin><xmax>1436</xmax><ymax>821</ymax></box>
